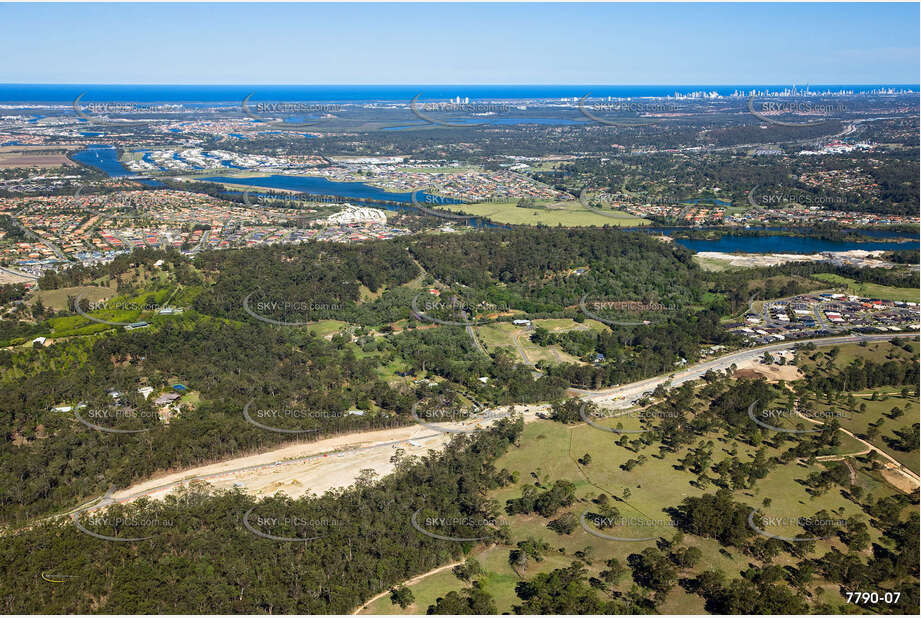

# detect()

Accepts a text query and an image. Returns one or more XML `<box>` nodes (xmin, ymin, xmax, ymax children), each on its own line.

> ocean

<box><xmin>1</xmin><ymin>84</ymin><xmax>917</xmax><ymax>104</ymax></box>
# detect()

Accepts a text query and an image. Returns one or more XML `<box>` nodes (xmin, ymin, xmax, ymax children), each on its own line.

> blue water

<box><xmin>491</xmin><ymin>117</ymin><xmax>585</xmax><ymax>125</ymax></box>
<box><xmin>383</xmin><ymin>117</ymin><xmax>587</xmax><ymax>130</ymax></box>
<box><xmin>200</xmin><ymin>174</ymin><xmax>464</xmax><ymax>205</ymax></box>
<box><xmin>72</xmin><ymin>145</ymin><xmax>132</xmax><ymax>175</ymax></box>
<box><xmin>219</xmin><ymin>187</ymin><xmax>494</xmax><ymax>228</ymax></box>
<box><xmin>674</xmin><ymin>235</ymin><xmax>918</xmax><ymax>254</ymax></box>
<box><xmin>641</xmin><ymin>226</ymin><xmax>917</xmax><ymax>241</ymax></box>
<box><xmin>2</xmin><ymin>84</ymin><xmax>916</xmax><ymax>103</ymax></box>
<box><xmin>72</xmin><ymin>145</ymin><xmax>163</xmax><ymax>187</ymax></box>
<box><xmin>680</xmin><ymin>198</ymin><xmax>732</xmax><ymax>206</ymax></box>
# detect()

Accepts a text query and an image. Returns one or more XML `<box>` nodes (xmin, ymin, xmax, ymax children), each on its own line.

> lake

<box><xmin>72</xmin><ymin>145</ymin><xmax>163</xmax><ymax>186</ymax></box>
<box><xmin>200</xmin><ymin>174</ymin><xmax>463</xmax><ymax>205</ymax></box>
<box><xmin>672</xmin><ymin>235</ymin><xmax>918</xmax><ymax>254</ymax></box>
<box><xmin>72</xmin><ymin>161</ymin><xmax>921</xmax><ymax>252</ymax></box>
<box><xmin>208</xmin><ymin>175</ymin><xmax>497</xmax><ymax>227</ymax></box>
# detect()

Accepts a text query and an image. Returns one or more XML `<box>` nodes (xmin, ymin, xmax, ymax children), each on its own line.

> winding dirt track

<box><xmin>350</xmin><ymin>559</ymin><xmax>466</xmax><ymax>615</ymax></box>
<box><xmin>795</xmin><ymin>409</ymin><xmax>920</xmax><ymax>492</ymax></box>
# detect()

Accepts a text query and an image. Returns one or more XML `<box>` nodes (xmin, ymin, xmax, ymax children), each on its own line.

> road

<box><xmin>0</xmin><ymin>265</ymin><xmax>38</xmax><ymax>282</ymax></box>
<box><xmin>571</xmin><ymin>332</ymin><xmax>918</xmax><ymax>409</ymax></box>
<box><xmin>25</xmin><ymin>333</ymin><xmax>913</xmax><ymax>529</ymax></box>
<box><xmin>794</xmin><ymin>408</ymin><xmax>920</xmax><ymax>491</ymax></box>
<box><xmin>12</xmin><ymin>219</ymin><xmax>72</xmax><ymax>264</ymax></box>
<box><xmin>191</xmin><ymin>229</ymin><xmax>210</xmax><ymax>253</ymax></box>
<box><xmin>464</xmin><ymin>316</ymin><xmax>489</xmax><ymax>357</ymax></box>
<box><xmin>350</xmin><ymin>559</ymin><xmax>468</xmax><ymax>615</ymax></box>
<box><xmin>511</xmin><ymin>328</ymin><xmax>535</xmax><ymax>366</ymax></box>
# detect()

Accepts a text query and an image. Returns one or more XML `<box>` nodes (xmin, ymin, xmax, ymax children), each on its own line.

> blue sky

<box><xmin>0</xmin><ymin>2</ymin><xmax>918</xmax><ymax>84</ymax></box>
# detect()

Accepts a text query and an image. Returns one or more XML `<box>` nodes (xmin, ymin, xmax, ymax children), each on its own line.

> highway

<box><xmin>571</xmin><ymin>332</ymin><xmax>919</xmax><ymax>408</ymax></box>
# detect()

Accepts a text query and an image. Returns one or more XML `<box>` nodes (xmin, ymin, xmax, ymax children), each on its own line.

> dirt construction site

<box><xmin>103</xmin><ymin>405</ymin><xmax>547</xmax><ymax>507</ymax></box>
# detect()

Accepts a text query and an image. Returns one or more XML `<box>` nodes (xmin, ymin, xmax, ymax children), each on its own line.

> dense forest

<box><xmin>0</xmin><ymin>419</ymin><xmax>524</xmax><ymax>613</ymax></box>
<box><xmin>7</xmin><ymin>227</ymin><xmax>917</xmax><ymax>525</ymax></box>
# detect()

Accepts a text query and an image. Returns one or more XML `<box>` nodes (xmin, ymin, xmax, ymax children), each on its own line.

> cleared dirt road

<box><xmin>84</xmin><ymin>406</ymin><xmax>547</xmax><ymax>513</ymax></box>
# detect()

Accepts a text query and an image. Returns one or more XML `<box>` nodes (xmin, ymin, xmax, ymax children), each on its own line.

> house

<box><xmin>124</xmin><ymin>321</ymin><xmax>149</xmax><ymax>330</ymax></box>
<box><xmin>512</xmin><ymin>319</ymin><xmax>531</xmax><ymax>326</ymax></box>
<box><xmin>154</xmin><ymin>392</ymin><xmax>180</xmax><ymax>406</ymax></box>
<box><xmin>138</xmin><ymin>386</ymin><xmax>154</xmax><ymax>400</ymax></box>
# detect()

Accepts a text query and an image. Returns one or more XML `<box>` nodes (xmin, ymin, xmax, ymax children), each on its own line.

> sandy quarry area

<box><xmin>0</xmin><ymin>145</ymin><xmax>75</xmax><ymax>169</ymax></box>
<box><xmin>105</xmin><ymin>405</ymin><xmax>547</xmax><ymax>507</ymax></box>
<box><xmin>0</xmin><ymin>268</ymin><xmax>35</xmax><ymax>285</ymax></box>
<box><xmin>881</xmin><ymin>466</ymin><xmax>920</xmax><ymax>494</ymax></box>
<box><xmin>732</xmin><ymin>356</ymin><xmax>804</xmax><ymax>382</ymax></box>
<box><xmin>696</xmin><ymin>249</ymin><xmax>893</xmax><ymax>269</ymax></box>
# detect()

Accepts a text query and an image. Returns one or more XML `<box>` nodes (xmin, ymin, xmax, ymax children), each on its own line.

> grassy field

<box><xmin>692</xmin><ymin>254</ymin><xmax>739</xmax><ymax>272</ymax></box>
<box><xmin>305</xmin><ymin>319</ymin><xmax>350</xmax><ymax>338</ymax></box>
<box><xmin>31</xmin><ymin>285</ymin><xmax>114</xmax><ymax>311</ymax></box>
<box><xmin>34</xmin><ymin>286</ymin><xmax>193</xmax><ymax>339</ymax></box>
<box><xmin>364</xmin><ymin>394</ymin><xmax>902</xmax><ymax>614</ymax></box>
<box><xmin>811</xmin><ymin>273</ymin><xmax>920</xmax><ymax>303</ymax></box>
<box><xmin>793</xmin><ymin>341</ymin><xmax>919</xmax><ymax>474</ymax></box>
<box><xmin>797</xmin><ymin>339</ymin><xmax>918</xmax><ymax>371</ymax></box>
<box><xmin>439</xmin><ymin>200</ymin><xmax>650</xmax><ymax>227</ymax></box>
<box><xmin>793</xmin><ymin>339</ymin><xmax>919</xmax><ymax>473</ymax></box>
<box><xmin>475</xmin><ymin>318</ymin><xmax>602</xmax><ymax>365</ymax></box>
<box><xmin>814</xmin><ymin>391</ymin><xmax>919</xmax><ymax>474</ymax></box>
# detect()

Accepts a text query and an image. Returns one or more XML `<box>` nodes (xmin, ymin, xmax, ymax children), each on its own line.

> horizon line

<box><xmin>2</xmin><ymin>82</ymin><xmax>919</xmax><ymax>87</ymax></box>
